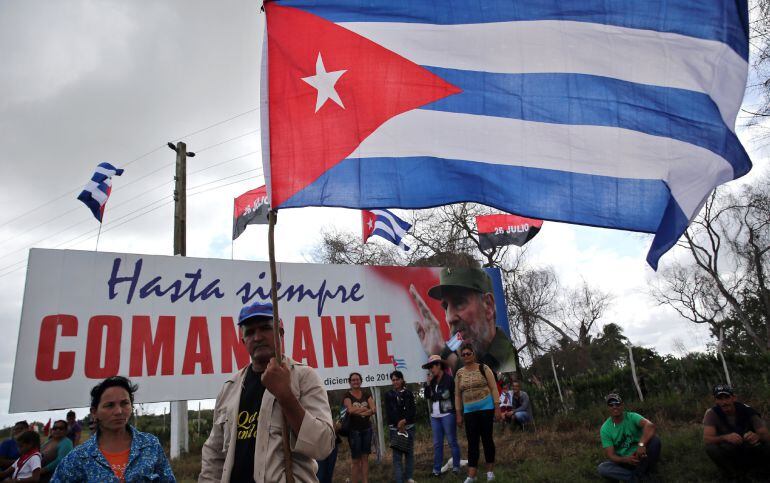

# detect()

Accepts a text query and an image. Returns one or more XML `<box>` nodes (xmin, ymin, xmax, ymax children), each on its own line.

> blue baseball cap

<box><xmin>238</xmin><ymin>301</ymin><xmax>274</xmax><ymax>326</ymax></box>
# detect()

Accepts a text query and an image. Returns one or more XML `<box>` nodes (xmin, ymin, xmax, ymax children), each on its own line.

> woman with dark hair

<box><xmin>40</xmin><ymin>420</ymin><xmax>72</xmax><ymax>481</ymax></box>
<box><xmin>454</xmin><ymin>343</ymin><xmax>501</xmax><ymax>483</ymax></box>
<box><xmin>385</xmin><ymin>370</ymin><xmax>416</xmax><ymax>483</ymax></box>
<box><xmin>423</xmin><ymin>354</ymin><xmax>461</xmax><ymax>476</ymax></box>
<box><xmin>51</xmin><ymin>376</ymin><xmax>175</xmax><ymax>482</ymax></box>
<box><xmin>343</xmin><ymin>372</ymin><xmax>375</xmax><ymax>483</ymax></box>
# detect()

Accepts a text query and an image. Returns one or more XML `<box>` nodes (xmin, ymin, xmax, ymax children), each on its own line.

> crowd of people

<box><xmin>0</xmin><ymin>266</ymin><xmax>767</xmax><ymax>482</ymax></box>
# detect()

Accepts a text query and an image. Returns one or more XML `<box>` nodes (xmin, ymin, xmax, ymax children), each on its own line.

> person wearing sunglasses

<box><xmin>597</xmin><ymin>393</ymin><xmax>660</xmax><ymax>481</ymax></box>
<box><xmin>703</xmin><ymin>384</ymin><xmax>770</xmax><ymax>479</ymax></box>
<box><xmin>39</xmin><ymin>421</ymin><xmax>73</xmax><ymax>481</ymax></box>
<box><xmin>454</xmin><ymin>343</ymin><xmax>501</xmax><ymax>482</ymax></box>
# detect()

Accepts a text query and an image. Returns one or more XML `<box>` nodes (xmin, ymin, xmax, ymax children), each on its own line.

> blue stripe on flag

<box><xmin>281</xmin><ymin>0</ymin><xmax>748</xmax><ymax>59</ymax></box>
<box><xmin>376</xmin><ymin>209</ymin><xmax>411</xmax><ymax>232</ymax></box>
<box><xmin>283</xmin><ymin>156</ymin><xmax>670</xmax><ymax>233</ymax></box>
<box><xmin>372</xmin><ymin>228</ymin><xmax>408</xmax><ymax>249</ymax></box>
<box><xmin>77</xmin><ymin>192</ymin><xmax>103</xmax><ymax>222</ymax></box>
<box><xmin>421</xmin><ymin>68</ymin><xmax>751</xmax><ymax>177</ymax></box>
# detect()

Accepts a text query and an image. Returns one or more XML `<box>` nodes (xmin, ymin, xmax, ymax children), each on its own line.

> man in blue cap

<box><xmin>200</xmin><ymin>301</ymin><xmax>335</xmax><ymax>483</ymax></box>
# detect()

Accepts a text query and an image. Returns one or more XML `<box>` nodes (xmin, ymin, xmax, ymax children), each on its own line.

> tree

<box><xmin>652</xmin><ymin>179</ymin><xmax>770</xmax><ymax>353</ymax></box>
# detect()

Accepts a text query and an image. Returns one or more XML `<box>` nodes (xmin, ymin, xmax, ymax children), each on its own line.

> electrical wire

<box><xmin>0</xmin><ymin>106</ymin><xmax>260</xmax><ymax>231</ymax></box>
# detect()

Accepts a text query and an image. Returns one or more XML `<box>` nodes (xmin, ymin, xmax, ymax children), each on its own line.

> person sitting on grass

<box><xmin>0</xmin><ymin>430</ymin><xmax>42</xmax><ymax>483</ymax></box>
<box><xmin>597</xmin><ymin>393</ymin><xmax>661</xmax><ymax>481</ymax></box>
<box><xmin>498</xmin><ymin>382</ymin><xmax>514</xmax><ymax>425</ymax></box>
<box><xmin>703</xmin><ymin>384</ymin><xmax>770</xmax><ymax>479</ymax></box>
<box><xmin>510</xmin><ymin>382</ymin><xmax>532</xmax><ymax>428</ymax></box>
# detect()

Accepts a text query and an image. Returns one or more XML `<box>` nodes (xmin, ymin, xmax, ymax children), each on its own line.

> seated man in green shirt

<box><xmin>597</xmin><ymin>393</ymin><xmax>661</xmax><ymax>481</ymax></box>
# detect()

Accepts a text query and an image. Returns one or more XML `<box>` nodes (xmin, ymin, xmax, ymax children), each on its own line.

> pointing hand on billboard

<box><xmin>409</xmin><ymin>284</ymin><xmax>444</xmax><ymax>355</ymax></box>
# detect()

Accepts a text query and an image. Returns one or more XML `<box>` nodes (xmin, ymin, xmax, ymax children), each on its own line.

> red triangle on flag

<box><xmin>362</xmin><ymin>210</ymin><xmax>376</xmax><ymax>243</ymax></box>
<box><xmin>266</xmin><ymin>4</ymin><xmax>461</xmax><ymax>208</ymax></box>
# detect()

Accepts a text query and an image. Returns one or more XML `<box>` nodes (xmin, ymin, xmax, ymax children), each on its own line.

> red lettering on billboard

<box><xmin>85</xmin><ymin>315</ymin><xmax>122</xmax><ymax>379</ymax></box>
<box><xmin>35</xmin><ymin>314</ymin><xmax>77</xmax><ymax>381</ymax></box>
<box><xmin>182</xmin><ymin>316</ymin><xmax>214</xmax><ymax>375</ymax></box>
<box><xmin>375</xmin><ymin>315</ymin><xmax>393</xmax><ymax>364</ymax></box>
<box><xmin>321</xmin><ymin>315</ymin><xmax>347</xmax><ymax>368</ymax></box>
<box><xmin>221</xmin><ymin>317</ymin><xmax>249</xmax><ymax>373</ymax></box>
<box><xmin>350</xmin><ymin>315</ymin><xmax>370</xmax><ymax>365</ymax></box>
<box><xmin>129</xmin><ymin>315</ymin><xmax>175</xmax><ymax>377</ymax></box>
<box><xmin>292</xmin><ymin>316</ymin><xmax>318</xmax><ymax>368</ymax></box>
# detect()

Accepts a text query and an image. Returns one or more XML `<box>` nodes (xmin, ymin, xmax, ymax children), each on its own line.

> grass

<box><xmin>169</xmin><ymin>419</ymin><xmax>767</xmax><ymax>482</ymax></box>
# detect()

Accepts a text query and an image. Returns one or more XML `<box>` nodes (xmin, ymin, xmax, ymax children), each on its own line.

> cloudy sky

<box><xmin>1</xmin><ymin>0</ymin><xmax>768</xmax><ymax>426</ymax></box>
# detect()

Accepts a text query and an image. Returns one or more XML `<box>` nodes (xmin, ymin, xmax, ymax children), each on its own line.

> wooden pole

<box><xmin>550</xmin><ymin>355</ymin><xmax>564</xmax><ymax>406</ymax></box>
<box><xmin>717</xmin><ymin>326</ymin><xmax>732</xmax><ymax>386</ymax></box>
<box><xmin>267</xmin><ymin>209</ymin><xmax>295</xmax><ymax>483</ymax></box>
<box><xmin>628</xmin><ymin>344</ymin><xmax>644</xmax><ymax>402</ymax></box>
<box><xmin>373</xmin><ymin>386</ymin><xmax>385</xmax><ymax>463</ymax></box>
<box><xmin>170</xmin><ymin>141</ymin><xmax>191</xmax><ymax>459</ymax></box>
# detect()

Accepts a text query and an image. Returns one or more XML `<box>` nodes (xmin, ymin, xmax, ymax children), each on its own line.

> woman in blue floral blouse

<box><xmin>52</xmin><ymin>376</ymin><xmax>175</xmax><ymax>482</ymax></box>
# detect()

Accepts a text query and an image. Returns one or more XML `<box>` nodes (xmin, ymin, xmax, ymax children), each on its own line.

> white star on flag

<box><xmin>301</xmin><ymin>53</ymin><xmax>347</xmax><ymax>113</ymax></box>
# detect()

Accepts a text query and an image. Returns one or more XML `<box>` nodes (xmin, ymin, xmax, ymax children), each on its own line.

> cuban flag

<box><xmin>262</xmin><ymin>1</ymin><xmax>752</xmax><ymax>269</ymax></box>
<box><xmin>446</xmin><ymin>332</ymin><xmax>464</xmax><ymax>352</ymax></box>
<box><xmin>77</xmin><ymin>162</ymin><xmax>124</xmax><ymax>222</ymax></box>
<box><xmin>362</xmin><ymin>209</ymin><xmax>412</xmax><ymax>251</ymax></box>
<box><xmin>392</xmin><ymin>357</ymin><xmax>408</xmax><ymax>370</ymax></box>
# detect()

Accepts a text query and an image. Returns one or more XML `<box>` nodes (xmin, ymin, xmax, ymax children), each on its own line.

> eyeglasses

<box><xmin>52</xmin><ymin>426</ymin><xmax>67</xmax><ymax>431</ymax></box>
<box><xmin>607</xmin><ymin>402</ymin><xmax>622</xmax><ymax>408</ymax></box>
<box><xmin>460</xmin><ymin>351</ymin><xmax>473</xmax><ymax>357</ymax></box>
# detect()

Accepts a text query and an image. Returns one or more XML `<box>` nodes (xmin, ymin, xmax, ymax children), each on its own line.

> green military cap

<box><xmin>427</xmin><ymin>266</ymin><xmax>493</xmax><ymax>300</ymax></box>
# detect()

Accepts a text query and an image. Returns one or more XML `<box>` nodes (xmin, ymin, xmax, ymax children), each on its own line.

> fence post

<box><xmin>373</xmin><ymin>386</ymin><xmax>386</xmax><ymax>463</ymax></box>
<box><xmin>628</xmin><ymin>344</ymin><xmax>644</xmax><ymax>402</ymax></box>
<box><xmin>717</xmin><ymin>326</ymin><xmax>732</xmax><ymax>386</ymax></box>
<box><xmin>550</xmin><ymin>355</ymin><xmax>565</xmax><ymax>407</ymax></box>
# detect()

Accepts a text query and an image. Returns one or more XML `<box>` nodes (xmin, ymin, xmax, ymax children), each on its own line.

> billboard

<box><xmin>11</xmin><ymin>248</ymin><xmax>511</xmax><ymax>412</ymax></box>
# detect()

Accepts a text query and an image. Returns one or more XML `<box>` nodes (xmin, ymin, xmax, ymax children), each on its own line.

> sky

<box><xmin>0</xmin><ymin>0</ymin><xmax>768</xmax><ymax>427</ymax></box>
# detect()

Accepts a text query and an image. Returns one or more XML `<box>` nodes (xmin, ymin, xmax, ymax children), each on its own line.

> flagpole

<box><xmin>267</xmin><ymin>209</ymin><xmax>295</xmax><ymax>483</ymax></box>
<box><xmin>95</xmin><ymin>215</ymin><xmax>105</xmax><ymax>252</ymax></box>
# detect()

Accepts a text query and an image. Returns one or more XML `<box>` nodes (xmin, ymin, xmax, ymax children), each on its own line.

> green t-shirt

<box><xmin>600</xmin><ymin>411</ymin><xmax>644</xmax><ymax>457</ymax></box>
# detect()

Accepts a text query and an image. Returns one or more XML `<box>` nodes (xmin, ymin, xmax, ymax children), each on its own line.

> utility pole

<box><xmin>168</xmin><ymin>141</ymin><xmax>195</xmax><ymax>459</ymax></box>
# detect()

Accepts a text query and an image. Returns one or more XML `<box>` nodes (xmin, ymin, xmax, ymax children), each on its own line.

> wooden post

<box><xmin>550</xmin><ymin>355</ymin><xmax>565</xmax><ymax>406</ymax></box>
<box><xmin>169</xmin><ymin>141</ymin><xmax>192</xmax><ymax>459</ymax></box>
<box><xmin>373</xmin><ymin>386</ymin><xmax>386</xmax><ymax>463</ymax></box>
<box><xmin>717</xmin><ymin>326</ymin><xmax>732</xmax><ymax>386</ymax></box>
<box><xmin>267</xmin><ymin>210</ymin><xmax>295</xmax><ymax>483</ymax></box>
<box><xmin>628</xmin><ymin>344</ymin><xmax>644</xmax><ymax>402</ymax></box>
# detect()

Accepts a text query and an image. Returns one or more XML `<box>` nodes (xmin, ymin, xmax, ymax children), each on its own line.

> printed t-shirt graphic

<box><xmin>231</xmin><ymin>368</ymin><xmax>266</xmax><ymax>483</ymax></box>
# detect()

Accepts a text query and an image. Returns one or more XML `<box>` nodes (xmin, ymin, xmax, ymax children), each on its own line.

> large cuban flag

<box><xmin>261</xmin><ymin>0</ymin><xmax>752</xmax><ymax>269</ymax></box>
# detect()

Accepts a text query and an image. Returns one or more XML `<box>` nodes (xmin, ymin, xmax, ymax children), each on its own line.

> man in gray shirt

<box><xmin>511</xmin><ymin>382</ymin><xmax>532</xmax><ymax>425</ymax></box>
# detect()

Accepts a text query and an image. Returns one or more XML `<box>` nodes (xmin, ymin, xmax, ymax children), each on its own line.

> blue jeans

<box><xmin>431</xmin><ymin>415</ymin><xmax>461</xmax><ymax>473</ymax></box>
<box><xmin>598</xmin><ymin>436</ymin><xmax>661</xmax><ymax>481</ymax></box>
<box><xmin>514</xmin><ymin>411</ymin><xmax>532</xmax><ymax>424</ymax></box>
<box><xmin>316</xmin><ymin>440</ymin><xmax>338</xmax><ymax>483</ymax></box>
<box><xmin>390</xmin><ymin>426</ymin><xmax>415</xmax><ymax>483</ymax></box>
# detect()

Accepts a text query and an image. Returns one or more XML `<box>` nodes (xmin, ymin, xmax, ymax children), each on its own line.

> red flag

<box><xmin>476</xmin><ymin>214</ymin><xmax>543</xmax><ymax>250</ymax></box>
<box><xmin>43</xmin><ymin>418</ymin><xmax>51</xmax><ymax>436</ymax></box>
<box><xmin>233</xmin><ymin>186</ymin><xmax>269</xmax><ymax>240</ymax></box>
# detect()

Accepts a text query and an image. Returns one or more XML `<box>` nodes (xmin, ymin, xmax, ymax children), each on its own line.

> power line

<box><xmin>188</xmin><ymin>151</ymin><xmax>260</xmax><ymax>176</ymax></box>
<box><xmin>195</xmin><ymin>129</ymin><xmax>260</xmax><ymax>154</ymax></box>
<box><xmin>0</xmin><ymin>106</ymin><xmax>260</xmax><ymax>232</ymax></box>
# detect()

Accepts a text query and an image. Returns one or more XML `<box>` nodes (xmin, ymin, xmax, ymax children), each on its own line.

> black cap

<box><xmin>713</xmin><ymin>384</ymin><xmax>734</xmax><ymax>397</ymax></box>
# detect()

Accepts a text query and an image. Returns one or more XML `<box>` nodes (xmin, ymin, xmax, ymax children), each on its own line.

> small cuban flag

<box><xmin>77</xmin><ymin>162</ymin><xmax>124</xmax><ymax>222</ymax></box>
<box><xmin>392</xmin><ymin>357</ymin><xmax>408</xmax><ymax>370</ymax></box>
<box><xmin>446</xmin><ymin>332</ymin><xmax>464</xmax><ymax>352</ymax></box>
<box><xmin>362</xmin><ymin>209</ymin><xmax>412</xmax><ymax>251</ymax></box>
